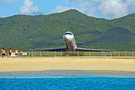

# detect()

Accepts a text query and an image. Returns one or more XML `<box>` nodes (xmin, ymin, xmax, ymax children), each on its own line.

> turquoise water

<box><xmin>0</xmin><ymin>76</ymin><xmax>135</xmax><ymax>90</ymax></box>
<box><xmin>0</xmin><ymin>71</ymin><xmax>135</xmax><ymax>90</ymax></box>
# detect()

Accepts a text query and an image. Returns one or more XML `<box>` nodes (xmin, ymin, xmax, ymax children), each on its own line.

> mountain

<box><xmin>91</xmin><ymin>27</ymin><xmax>135</xmax><ymax>50</ymax></box>
<box><xmin>0</xmin><ymin>9</ymin><xmax>135</xmax><ymax>51</ymax></box>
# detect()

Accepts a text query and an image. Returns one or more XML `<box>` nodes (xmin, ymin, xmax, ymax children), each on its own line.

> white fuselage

<box><xmin>63</xmin><ymin>32</ymin><xmax>77</xmax><ymax>51</ymax></box>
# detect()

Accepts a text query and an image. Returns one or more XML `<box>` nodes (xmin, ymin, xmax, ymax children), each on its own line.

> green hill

<box><xmin>0</xmin><ymin>9</ymin><xmax>135</xmax><ymax>51</ymax></box>
<box><xmin>91</xmin><ymin>27</ymin><xmax>135</xmax><ymax>50</ymax></box>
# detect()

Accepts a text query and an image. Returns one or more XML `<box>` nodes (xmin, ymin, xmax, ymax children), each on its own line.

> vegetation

<box><xmin>0</xmin><ymin>9</ymin><xmax>135</xmax><ymax>51</ymax></box>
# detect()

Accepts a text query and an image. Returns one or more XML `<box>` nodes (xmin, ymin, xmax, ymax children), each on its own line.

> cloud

<box><xmin>93</xmin><ymin>0</ymin><xmax>135</xmax><ymax>19</ymax></box>
<box><xmin>67</xmin><ymin>0</ymin><xmax>97</xmax><ymax>16</ymax></box>
<box><xmin>53</xmin><ymin>0</ymin><xmax>97</xmax><ymax>17</ymax></box>
<box><xmin>52</xmin><ymin>5</ymin><xmax>94</xmax><ymax>16</ymax></box>
<box><xmin>63</xmin><ymin>0</ymin><xmax>135</xmax><ymax>19</ymax></box>
<box><xmin>19</xmin><ymin>0</ymin><xmax>39</xmax><ymax>14</ymax></box>
<box><xmin>126</xmin><ymin>0</ymin><xmax>135</xmax><ymax>13</ymax></box>
<box><xmin>30</xmin><ymin>12</ymin><xmax>44</xmax><ymax>16</ymax></box>
<box><xmin>52</xmin><ymin>5</ymin><xmax>76</xmax><ymax>13</ymax></box>
<box><xmin>126</xmin><ymin>0</ymin><xmax>135</xmax><ymax>5</ymax></box>
<box><xmin>94</xmin><ymin>0</ymin><xmax>128</xmax><ymax>19</ymax></box>
<box><xmin>0</xmin><ymin>0</ymin><xmax>22</xmax><ymax>5</ymax></box>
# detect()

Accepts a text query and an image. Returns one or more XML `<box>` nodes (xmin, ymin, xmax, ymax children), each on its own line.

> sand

<box><xmin>0</xmin><ymin>56</ymin><xmax>135</xmax><ymax>73</ymax></box>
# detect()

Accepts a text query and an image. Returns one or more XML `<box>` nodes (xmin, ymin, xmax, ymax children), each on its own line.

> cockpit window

<box><xmin>65</xmin><ymin>33</ymin><xmax>72</xmax><ymax>35</ymax></box>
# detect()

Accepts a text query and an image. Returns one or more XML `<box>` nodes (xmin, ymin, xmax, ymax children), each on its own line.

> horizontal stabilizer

<box><xmin>30</xmin><ymin>47</ymin><xmax>67</xmax><ymax>51</ymax></box>
<box><xmin>59</xmin><ymin>43</ymin><xmax>65</xmax><ymax>45</ymax></box>
<box><xmin>76</xmin><ymin>48</ymin><xmax>115</xmax><ymax>52</ymax></box>
<box><xmin>76</xmin><ymin>42</ymin><xmax>92</xmax><ymax>45</ymax></box>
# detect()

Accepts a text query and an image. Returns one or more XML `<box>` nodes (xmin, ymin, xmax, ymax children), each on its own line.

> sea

<box><xmin>0</xmin><ymin>70</ymin><xmax>135</xmax><ymax>90</ymax></box>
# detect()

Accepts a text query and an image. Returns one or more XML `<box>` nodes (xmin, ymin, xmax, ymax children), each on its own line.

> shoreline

<box><xmin>2</xmin><ymin>70</ymin><xmax>135</xmax><ymax>73</ymax></box>
<box><xmin>0</xmin><ymin>57</ymin><xmax>135</xmax><ymax>73</ymax></box>
<box><xmin>1</xmin><ymin>70</ymin><xmax>135</xmax><ymax>78</ymax></box>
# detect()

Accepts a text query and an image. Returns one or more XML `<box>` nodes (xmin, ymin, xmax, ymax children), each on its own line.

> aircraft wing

<box><xmin>30</xmin><ymin>47</ymin><xmax>67</xmax><ymax>51</ymax></box>
<box><xmin>76</xmin><ymin>48</ymin><xmax>115</xmax><ymax>52</ymax></box>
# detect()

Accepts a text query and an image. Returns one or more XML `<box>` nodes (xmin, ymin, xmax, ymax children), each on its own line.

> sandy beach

<box><xmin>0</xmin><ymin>57</ymin><xmax>135</xmax><ymax>73</ymax></box>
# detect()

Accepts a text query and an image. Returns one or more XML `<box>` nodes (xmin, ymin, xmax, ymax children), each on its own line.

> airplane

<box><xmin>30</xmin><ymin>31</ymin><xmax>114</xmax><ymax>52</ymax></box>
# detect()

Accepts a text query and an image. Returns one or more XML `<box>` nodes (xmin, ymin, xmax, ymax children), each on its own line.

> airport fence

<box><xmin>2</xmin><ymin>51</ymin><xmax>135</xmax><ymax>58</ymax></box>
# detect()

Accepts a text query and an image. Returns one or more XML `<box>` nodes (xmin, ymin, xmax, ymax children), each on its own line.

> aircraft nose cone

<box><xmin>63</xmin><ymin>35</ymin><xmax>73</xmax><ymax>41</ymax></box>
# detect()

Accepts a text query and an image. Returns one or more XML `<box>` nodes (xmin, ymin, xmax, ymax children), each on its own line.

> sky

<box><xmin>0</xmin><ymin>0</ymin><xmax>135</xmax><ymax>19</ymax></box>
